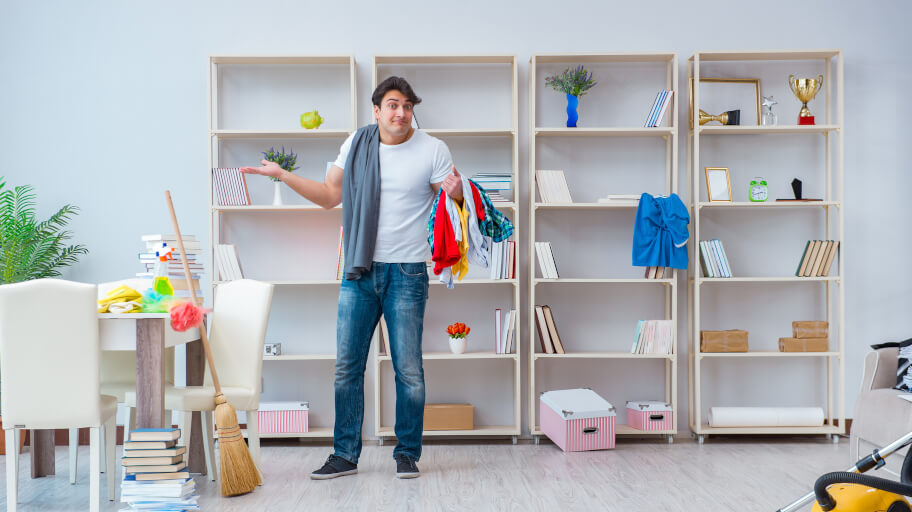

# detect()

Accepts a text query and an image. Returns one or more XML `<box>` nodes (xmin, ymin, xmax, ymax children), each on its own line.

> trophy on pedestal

<box><xmin>788</xmin><ymin>74</ymin><xmax>823</xmax><ymax>125</ymax></box>
<box><xmin>698</xmin><ymin>109</ymin><xmax>741</xmax><ymax>126</ymax></box>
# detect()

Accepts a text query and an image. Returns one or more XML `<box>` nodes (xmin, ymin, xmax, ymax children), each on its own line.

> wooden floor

<box><xmin>0</xmin><ymin>436</ymin><xmax>856</xmax><ymax>511</ymax></box>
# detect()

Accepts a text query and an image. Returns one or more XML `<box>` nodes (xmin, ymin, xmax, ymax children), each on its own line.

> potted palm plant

<box><xmin>0</xmin><ymin>178</ymin><xmax>88</xmax><ymax>454</ymax></box>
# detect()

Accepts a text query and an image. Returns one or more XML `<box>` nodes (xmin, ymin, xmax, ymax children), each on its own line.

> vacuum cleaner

<box><xmin>778</xmin><ymin>431</ymin><xmax>912</xmax><ymax>511</ymax></box>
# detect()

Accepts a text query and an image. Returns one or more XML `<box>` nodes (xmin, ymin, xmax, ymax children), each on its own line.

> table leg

<box><xmin>136</xmin><ymin>318</ymin><xmax>165</xmax><ymax>429</ymax></box>
<box><xmin>29</xmin><ymin>430</ymin><xmax>55</xmax><ymax>478</ymax></box>
<box><xmin>185</xmin><ymin>338</ymin><xmax>206</xmax><ymax>475</ymax></box>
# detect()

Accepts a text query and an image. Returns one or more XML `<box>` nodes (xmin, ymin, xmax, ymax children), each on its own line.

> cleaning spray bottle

<box><xmin>153</xmin><ymin>244</ymin><xmax>175</xmax><ymax>296</ymax></box>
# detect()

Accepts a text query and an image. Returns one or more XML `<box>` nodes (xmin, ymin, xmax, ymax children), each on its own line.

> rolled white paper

<box><xmin>708</xmin><ymin>407</ymin><xmax>824</xmax><ymax>427</ymax></box>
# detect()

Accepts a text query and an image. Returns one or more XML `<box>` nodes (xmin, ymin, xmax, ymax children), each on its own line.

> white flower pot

<box><xmin>272</xmin><ymin>181</ymin><xmax>283</xmax><ymax>206</ymax></box>
<box><xmin>448</xmin><ymin>337</ymin><xmax>467</xmax><ymax>354</ymax></box>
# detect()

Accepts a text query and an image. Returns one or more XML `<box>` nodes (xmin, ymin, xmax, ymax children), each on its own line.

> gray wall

<box><xmin>1</xmin><ymin>0</ymin><xmax>910</xmax><ymax>435</ymax></box>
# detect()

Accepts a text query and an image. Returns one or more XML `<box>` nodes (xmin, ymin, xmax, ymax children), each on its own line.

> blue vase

<box><xmin>566</xmin><ymin>93</ymin><xmax>579</xmax><ymax>128</ymax></box>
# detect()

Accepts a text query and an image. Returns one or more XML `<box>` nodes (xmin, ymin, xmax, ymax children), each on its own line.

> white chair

<box><xmin>125</xmin><ymin>279</ymin><xmax>274</xmax><ymax>481</ymax></box>
<box><xmin>0</xmin><ymin>279</ymin><xmax>117</xmax><ymax>512</ymax></box>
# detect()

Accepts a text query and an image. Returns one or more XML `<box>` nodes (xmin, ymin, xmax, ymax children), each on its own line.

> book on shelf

<box><xmin>503</xmin><ymin>309</ymin><xmax>516</xmax><ymax>354</ymax></box>
<box><xmin>534</xmin><ymin>242</ymin><xmax>559</xmax><ymax>279</ymax></box>
<box><xmin>535</xmin><ymin>170</ymin><xmax>573</xmax><ymax>203</ymax></box>
<box><xmin>542</xmin><ymin>305</ymin><xmax>565</xmax><ymax>354</ymax></box>
<box><xmin>212</xmin><ymin>167</ymin><xmax>251</xmax><ymax>206</ymax></box>
<box><xmin>644</xmin><ymin>266</ymin><xmax>667</xmax><ymax>279</ymax></box>
<box><xmin>699</xmin><ymin>239</ymin><xmax>731</xmax><ymax>278</ymax></box>
<box><xmin>597</xmin><ymin>194</ymin><xmax>641</xmax><ymax>203</ymax></box>
<box><xmin>216</xmin><ymin>244</ymin><xmax>244</xmax><ymax>281</ymax></box>
<box><xmin>795</xmin><ymin>240</ymin><xmax>839</xmax><ymax>277</ymax></box>
<box><xmin>494</xmin><ymin>309</ymin><xmax>517</xmax><ymax>354</ymax></box>
<box><xmin>534</xmin><ymin>305</ymin><xmax>554</xmax><ymax>354</ymax></box>
<box><xmin>631</xmin><ymin>319</ymin><xmax>674</xmax><ymax>354</ymax></box>
<box><xmin>645</xmin><ymin>90</ymin><xmax>674</xmax><ymax>128</ymax></box>
<box><xmin>471</xmin><ymin>172</ymin><xmax>512</xmax><ymax>202</ymax></box>
<box><xmin>488</xmin><ymin>240</ymin><xmax>515</xmax><ymax>279</ymax></box>
<box><xmin>494</xmin><ymin>308</ymin><xmax>502</xmax><ymax>354</ymax></box>
<box><xmin>335</xmin><ymin>226</ymin><xmax>345</xmax><ymax>280</ymax></box>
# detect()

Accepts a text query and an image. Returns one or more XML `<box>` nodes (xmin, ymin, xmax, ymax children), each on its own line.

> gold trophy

<box><xmin>698</xmin><ymin>109</ymin><xmax>740</xmax><ymax>126</ymax></box>
<box><xmin>788</xmin><ymin>74</ymin><xmax>823</xmax><ymax>125</ymax></box>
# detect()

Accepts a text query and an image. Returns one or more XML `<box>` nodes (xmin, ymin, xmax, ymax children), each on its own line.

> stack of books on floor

<box><xmin>534</xmin><ymin>242</ymin><xmax>559</xmax><ymax>279</ymax></box>
<box><xmin>471</xmin><ymin>173</ymin><xmax>512</xmax><ymax>203</ymax></box>
<box><xmin>489</xmin><ymin>240</ymin><xmax>515</xmax><ymax>279</ymax></box>
<box><xmin>632</xmin><ymin>320</ymin><xmax>674</xmax><ymax>354</ymax></box>
<box><xmin>534</xmin><ymin>305</ymin><xmax>565</xmax><ymax>354</ymax></box>
<box><xmin>795</xmin><ymin>240</ymin><xmax>839</xmax><ymax>277</ymax></box>
<box><xmin>494</xmin><ymin>308</ymin><xmax>517</xmax><ymax>354</ymax></box>
<box><xmin>535</xmin><ymin>170</ymin><xmax>573</xmax><ymax>203</ymax></box>
<box><xmin>120</xmin><ymin>428</ymin><xmax>197</xmax><ymax>511</ymax></box>
<box><xmin>699</xmin><ymin>239</ymin><xmax>732</xmax><ymax>278</ymax></box>
<box><xmin>212</xmin><ymin>167</ymin><xmax>251</xmax><ymax>206</ymax></box>
<box><xmin>137</xmin><ymin>234</ymin><xmax>205</xmax><ymax>303</ymax></box>
<box><xmin>644</xmin><ymin>89</ymin><xmax>674</xmax><ymax>127</ymax></box>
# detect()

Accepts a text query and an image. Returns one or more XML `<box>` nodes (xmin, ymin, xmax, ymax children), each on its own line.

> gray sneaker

<box><xmin>311</xmin><ymin>454</ymin><xmax>358</xmax><ymax>480</ymax></box>
<box><xmin>395</xmin><ymin>453</ymin><xmax>419</xmax><ymax>479</ymax></box>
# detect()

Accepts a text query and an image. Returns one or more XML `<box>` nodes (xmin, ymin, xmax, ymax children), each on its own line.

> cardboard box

<box><xmin>424</xmin><ymin>404</ymin><xmax>474</xmax><ymax>431</ymax></box>
<box><xmin>792</xmin><ymin>321</ymin><xmax>828</xmax><ymax>339</ymax></box>
<box><xmin>540</xmin><ymin>389</ymin><xmax>615</xmax><ymax>452</ymax></box>
<box><xmin>779</xmin><ymin>337</ymin><xmax>828</xmax><ymax>352</ymax></box>
<box><xmin>626</xmin><ymin>401</ymin><xmax>674</xmax><ymax>431</ymax></box>
<box><xmin>700</xmin><ymin>330</ymin><xmax>749</xmax><ymax>352</ymax></box>
<box><xmin>258</xmin><ymin>401</ymin><xmax>309</xmax><ymax>434</ymax></box>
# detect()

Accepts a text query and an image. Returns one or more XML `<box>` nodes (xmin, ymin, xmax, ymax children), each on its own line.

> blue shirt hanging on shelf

<box><xmin>632</xmin><ymin>192</ymin><xmax>690</xmax><ymax>269</ymax></box>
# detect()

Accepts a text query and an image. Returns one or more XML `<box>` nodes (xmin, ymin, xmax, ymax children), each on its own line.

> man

<box><xmin>241</xmin><ymin>77</ymin><xmax>463</xmax><ymax>479</ymax></box>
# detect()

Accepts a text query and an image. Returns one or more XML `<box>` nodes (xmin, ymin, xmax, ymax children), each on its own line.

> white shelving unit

<box><xmin>208</xmin><ymin>55</ymin><xmax>358</xmax><ymax>439</ymax></box>
<box><xmin>529</xmin><ymin>53</ymin><xmax>679</xmax><ymax>444</ymax></box>
<box><xmin>371</xmin><ymin>55</ymin><xmax>521</xmax><ymax>444</ymax></box>
<box><xmin>687</xmin><ymin>49</ymin><xmax>844</xmax><ymax>442</ymax></box>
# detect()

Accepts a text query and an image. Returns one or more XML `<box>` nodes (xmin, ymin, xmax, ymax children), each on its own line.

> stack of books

<box><xmin>215</xmin><ymin>243</ymin><xmax>244</xmax><ymax>281</ymax></box>
<box><xmin>632</xmin><ymin>320</ymin><xmax>675</xmax><ymax>354</ymax></box>
<box><xmin>644</xmin><ymin>266</ymin><xmax>668</xmax><ymax>279</ymax></box>
<box><xmin>471</xmin><ymin>173</ymin><xmax>512</xmax><ymax>203</ymax></box>
<box><xmin>644</xmin><ymin>90</ymin><xmax>674</xmax><ymax>128</ymax></box>
<box><xmin>795</xmin><ymin>240</ymin><xmax>839</xmax><ymax>277</ymax></box>
<box><xmin>494</xmin><ymin>308</ymin><xmax>517</xmax><ymax>354</ymax></box>
<box><xmin>535</xmin><ymin>170</ymin><xmax>573</xmax><ymax>203</ymax></box>
<box><xmin>699</xmin><ymin>239</ymin><xmax>732</xmax><ymax>278</ymax></box>
<box><xmin>137</xmin><ymin>235</ymin><xmax>205</xmax><ymax>302</ymax></box>
<box><xmin>534</xmin><ymin>242</ymin><xmax>559</xmax><ymax>279</ymax></box>
<box><xmin>534</xmin><ymin>305</ymin><xmax>565</xmax><ymax>354</ymax></box>
<box><xmin>212</xmin><ymin>167</ymin><xmax>251</xmax><ymax>206</ymax></box>
<box><xmin>489</xmin><ymin>240</ymin><xmax>515</xmax><ymax>280</ymax></box>
<box><xmin>120</xmin><ymin>428</ymin><xmax>197</xmax><ymax>511</ymax></box>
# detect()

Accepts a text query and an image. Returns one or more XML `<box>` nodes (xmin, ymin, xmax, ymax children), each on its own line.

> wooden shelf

<box><xmin>263</xmin><ymin>354</ymin><xmax>336</xmax><ymax>361</ymax></box>
<box><xmin>375</xmin><ymin>55</ymin><xmax>515</xmax><ymax>65</ymax></box>
<box><xmin>697</xmin><ymin>201</ymin><xmax>840</xmax><ymax>209</ymax></box>
<box><xmin>213</xmin><ymin>280</ymin><xmax>341</xmax><ymax>286</ymax></box>
<box><xmin>535</xmin><ymin>201</ymin><xmax>639</xmax><ymax>210</ymax></box>
<box><xmin>423</xmin><ymin>129</ymin><xmax>514</xmax><ymax>137</ymax></box>
<box><xmin>697</xmin><ymin>125</ymin><xmax>839</xmax><ymax>135</ymax></box>
<box><xmin>211</xmin><ymin>129</ymin><xmax>352</xmax><ymax>139</ymax></box>
<box><xmin>378</xmin><ymin>352</ymin><xmax>518</xmax><ymax>361</ymax></box>
<box><xmin>211</xmin><ymin>55</ymin><xmax>352</xmax><ymax>65</ymax></box>
<box><xmin>534</xmin><ymin>52</ymin><xmax>675</xmax><ymax>64</ymax></box>
<box><xmin>430</xmin><ymin>278</ymin><xmax>517</xmax><ymax>286</ymax></box>
<box><xmin>534</xmin><ymin>352</ymin><xmax>673</xmax><ymax>360</ymax></box>
<box><xmin>692</xmin><ymin>424</ymin><xmax>842</xmax><ymax>435</ymax></box>
<box><xmin>698</xmin><ymin>351</ymin><xmax>839</xmax><ymax>358</ymax></box>
<box><xmin>534</xmin><ymin>278</ymin><xmax>674</xmax><ymax>284</ymax></box>
<box><xmin>691</xmin><ymin>49</ymin><xmax>840</xmax><ymax>62</ymax></box>
<box><xmin>212</xmin><ymin>205</ymin><xmax>339</xmax><ymax>212</ymax></box>
<box><xmin>255</xmin><ymin>427</ymin><xmax>334</xmax><ymax>439</ymax></box>
<box><xmin>535</xmin><ymin>127</ymin><xmax>674</xmax><ymax>137</ymax></box>
<box><xmin>697</xmin><ymin>276</ymin><xmax>839</xmax><ymax>283</ymax></box>
<box><xmin>377</xmin><ymin>425</ymin><xmax>518</xmax><ymax>437</ymax></box>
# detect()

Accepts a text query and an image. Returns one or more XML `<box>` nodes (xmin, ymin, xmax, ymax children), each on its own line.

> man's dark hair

<box><xmin>372</xmin><ymin>76</ymin><xmax>422</xmax><ymax>107</ymax></box>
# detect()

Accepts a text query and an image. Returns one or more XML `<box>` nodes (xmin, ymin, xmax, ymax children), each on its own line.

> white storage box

<box><xmin>258</xmin><ymin>401</ymin><xmax>309</xmax><ymax>434</ymax></box>
<box><xmin>626</xmin><ymin>401</ymin><xmax>674</xmax><ymax>431</ymax></box>
<box><xmin>540</xmin><ymin>389</ymin><xmax>615</xmax><ymax>452</ymax></box>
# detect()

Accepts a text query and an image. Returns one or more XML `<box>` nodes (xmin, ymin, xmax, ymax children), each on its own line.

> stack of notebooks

<box><xmin>494</xmin><ymin>308</ymin><xmax>517</xmax><ymax>354</ymax></box>
<box><xmin>534</xmin><ymin>305</ymin><xmax>565</xmax><ymax>354</ymax></box>
<box><xmin>212</xmin><ymin>167</ymin><xmax>251</xmax><ymax>206</ymax></box>
<box><xmin>699</xmin><ymin>239</ymin><xmax>732</xmax><ymax>278</ymax></box>
<box><xmin>489</xmin><ymin>240</ymin><xmax>516</xmax><ymax>280</ymax></box>
<box><xmin>120</xmin><ymin>428</ymin><xmax>197</xmax><ymax>511</ymax></box>
<box><xmin>534</xmin><ymin>242</ymin><xmax>559</xmax><ymax>279</ymax></box>
<box><xmin>644</xmin><ymin>90</ymin><xmax>674</xmax><ymax>128</ymax></box>
<box><xmin>795</xmin><ymin>240</ymin><xmax>839</xmax><ymax>277</ymax></box>
<box><xmin>632</xmin><ymin>320</ymin><xmax>675</xmax><ymax>355</ymax></box>
<box><xmin>215</xmin><ymin>243</ymin><xmax>244</xmax><ymax>281</ymax></box>
<box><xmin>471</xmin><ymin>173</ymin><xmax>512</xmax><ymax>203</ymax></box>
<box><xmin>535</xmin><ymin>170</ymin><xmax>573</xmax><ymax>203</ymax></box>
<box><xmin>137</xmin><ymin>235</ymin><xmax>205</xmax><ymax>303</ymax></box>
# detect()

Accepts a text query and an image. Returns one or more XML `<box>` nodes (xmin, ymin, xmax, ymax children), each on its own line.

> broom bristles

<box><xmin>214</xmin><ymin>393</ymin><xmax>261</xmax><ymax>496</ymax></box>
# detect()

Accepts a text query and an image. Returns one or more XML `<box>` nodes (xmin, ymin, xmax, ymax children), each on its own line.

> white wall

<box><xmin>1</xmin><ymin>0</ymin><xmax>910</xmax><ymax>435</ymax></box>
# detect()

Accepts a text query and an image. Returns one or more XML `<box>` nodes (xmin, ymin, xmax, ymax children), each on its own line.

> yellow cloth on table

<box><xmin>452</xmin><ymin>200</ymin><xmax>470</xmax><ymax>282</ymax></box>
<box><xmin>97</xmin><ymin>285</ymin><xmax>143</xmax><ymax>313</ymax></box>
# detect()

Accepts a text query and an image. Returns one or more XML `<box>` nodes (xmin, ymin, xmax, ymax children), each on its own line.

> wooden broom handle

<box><xmin>165</xmin><ymin>190</ymin><xmax>222</xmax><ymax>393</ymax></box>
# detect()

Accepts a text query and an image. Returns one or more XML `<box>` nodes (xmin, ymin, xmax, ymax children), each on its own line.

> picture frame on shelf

<box><xmin>705</xmin><ymin>167</ymin><xmax>732</xmax><ymax>202</ymax></box>
<box><xmin>689</xmin><ymin>77</ymin><xmax>761</xmax><ymax>127</ymax></box>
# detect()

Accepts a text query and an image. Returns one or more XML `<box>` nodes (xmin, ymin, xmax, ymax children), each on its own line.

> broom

<box><xmin>165</xmin><ymin>190</ymin><xmax>261</xmax><ymax>496</ymax></box>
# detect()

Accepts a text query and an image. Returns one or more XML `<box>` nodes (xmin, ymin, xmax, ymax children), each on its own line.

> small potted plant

<box><xmin>544</xmin><ymin>65</ymin><xmax>597</xmax><ymax>128</ymax></box>
<box><xmin>261</xmin><ymin>146</ymin><xmax>299</xmax><ymax>205</ymax></box>
<box><xmin>446</xmin><ymin>322</ymin><xmax>470</xmax><ymax>354</ymax></box>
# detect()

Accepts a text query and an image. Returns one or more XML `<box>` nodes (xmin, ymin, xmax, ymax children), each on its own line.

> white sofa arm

<box><xmin>861</xmin><ymin>347</ymin><xmax>899</xmax><ymax>392</ymax></box>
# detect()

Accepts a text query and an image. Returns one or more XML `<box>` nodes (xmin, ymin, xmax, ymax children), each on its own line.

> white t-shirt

<box><xmin>334</xmin><ymin>129</ymin><xmax>453</xmax><ymax>263</ymax></box>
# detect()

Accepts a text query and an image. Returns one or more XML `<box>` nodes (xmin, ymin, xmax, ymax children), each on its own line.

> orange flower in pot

<box><xmin>446</xmin><ymin>322</ymin><xmax>470</xmax><ymax>354</ymax></box>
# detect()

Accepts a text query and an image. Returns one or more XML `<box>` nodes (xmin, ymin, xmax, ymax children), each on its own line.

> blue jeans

<box><xmin>333</xmin><ymin>261</ymin><xmax>428</xmax><ymax>464</ymax></box>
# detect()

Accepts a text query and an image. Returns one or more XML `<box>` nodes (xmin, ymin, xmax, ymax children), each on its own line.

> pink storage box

<box><xmin>540</xmin><ymin>389</ymin><xmax>615</xmax><ymax>452</ymax></box>
<box><xmin>626</xmin><ymin>401</ymin><xmax>674</xmax><ymax>431</ymax></box>
<box><xmin>258</xmin><ymin>401</ymin><xmax>309</xmax><ymax>434</ymax></box>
